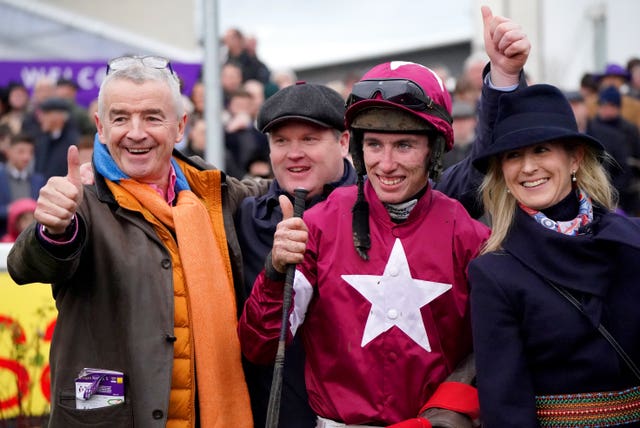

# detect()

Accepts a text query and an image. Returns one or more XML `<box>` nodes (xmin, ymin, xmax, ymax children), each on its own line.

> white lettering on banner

<box><xmin>62</xmin><ymin>67</ymin><xmax>74</xmax><ymax>80</ymax></box>
<box><xmin>19</xmin><ymin>65</ymin><xmax>106</xmax><ymax>92</ymax></box>
<box><xmin>20</xmin><ymin>67</ymin><xmax>66</xmax><ymax>88</ymax></box>
<box><xmin>77</xmin><ymin>66</ymin><xmax>106</xmax><ymax>91</ymax></box>
<box><xmin>20</xmin><ymin>67</ymin><xmax>51</xmax><ymax>88</ymax></box>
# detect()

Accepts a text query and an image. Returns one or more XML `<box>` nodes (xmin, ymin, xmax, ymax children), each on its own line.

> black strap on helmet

<box><xmin>352</xmin><ymin>174</ymin><xmax>371</xmax><ymax>260</ymax></box>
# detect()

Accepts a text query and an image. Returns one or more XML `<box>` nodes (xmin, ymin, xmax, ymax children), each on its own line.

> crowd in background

<box><xmin>1</xmin><ymin>26</ymin><xmax>640</xmax><ymax>242</ymax></box>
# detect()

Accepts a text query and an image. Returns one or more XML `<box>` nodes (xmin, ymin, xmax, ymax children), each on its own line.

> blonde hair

<box><xmin>480</xmin><ymin>141</ymin><xmax>617</xmax><ymax>254</ymax></box>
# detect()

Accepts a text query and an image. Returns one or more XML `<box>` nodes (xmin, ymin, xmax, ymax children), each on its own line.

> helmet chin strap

<box><xmin>348</xmin><ymin>129</ymin><xmax>366</xmax><ymax>175</ymax></box>
<box><xmin>428</xmin><ymin>134</ymin><xmax>446</xmax><ymax>182</ymax></box>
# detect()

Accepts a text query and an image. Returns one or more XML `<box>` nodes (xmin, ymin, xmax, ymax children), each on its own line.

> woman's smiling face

<box><xmin>500</xmin><ymin>141</ymin><xmax>583</xmax><ymax>210</ymax></box>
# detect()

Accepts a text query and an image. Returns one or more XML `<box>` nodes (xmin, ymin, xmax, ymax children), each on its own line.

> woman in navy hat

<box><xmin>470</xmin><ymin>84</ymin><xmax>640</xmax><ymax>427</ymax></box>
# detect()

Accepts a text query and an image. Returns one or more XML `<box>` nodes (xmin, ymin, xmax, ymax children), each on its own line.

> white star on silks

<box><xmin>341</xmin><ymin>238</ymin><xmax>452</xmax><ymax>352</ymax></box>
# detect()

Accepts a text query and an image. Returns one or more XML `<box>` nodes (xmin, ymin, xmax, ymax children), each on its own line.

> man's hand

<box><xmin>482</xmin><ymin>5</ymin><xmax>531</xmax><ymax>87</ymax></box>
<box><xmin>79</xmin><ymin>161</ymin><xmax>95</xmax><ymax>185</ymax></box>
<box><xmin>35</xmin><ymin>145</ymin><xmax>84</xmax><ymax>235</ymax></box>
<box><xmin>271</xmin><ymin>195</ymin><xmax>308</xmax><ymax>273</ymax></box>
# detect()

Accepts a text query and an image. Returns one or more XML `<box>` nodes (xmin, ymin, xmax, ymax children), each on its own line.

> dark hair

<box><xmin>56</xmin><ymin>78</ymin><xmax>79</xmax><ymax>90</ymax></box>
<box><xmin>229</xmin><ymin>88</ymin><xmax>253</xmax><ymax>101</ymax></box>
<box><xmin>7</xmin><ymin>81</ymin><xmax>27</xmax><ymax>92</ymax></box>
<box><xmin>0</xmin><ymin>123</ymin><xmax>13</xmax><ymax>139</ymax></box>
<box><xmin>627</xmin><ymin>57</ymin><xmax>640</xmax><ymax>72</ymax></box>
<box><xmin>580</xmin><ymin>73</ymin><xmax>599</xmax><ymax>92</ymax></box>
<box><xmin>77</xmin><ymin>134</ymin><xmax>94</xmax><ymax>150</ymax></box>
<box><xmin>10</xmin><ymin>132</ymin><xmax>35</xmax><ymax>146</ymax></box>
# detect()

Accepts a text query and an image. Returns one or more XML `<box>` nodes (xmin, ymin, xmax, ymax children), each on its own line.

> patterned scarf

<box><xmin>519</xmin><ymin>190</ymin><xmax>593</xmax><ymax>236</ymax></box>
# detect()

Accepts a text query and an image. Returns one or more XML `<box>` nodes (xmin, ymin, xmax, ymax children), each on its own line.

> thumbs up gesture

<box><xmin>35</xmin><ymin>145</ymin><xmax>84</xmax><ymax>235</ymax></box>
<box><xmin>271</xmin><ymin>195</ymin><xmax>308</xmax><ymax>273</ymax></box>
<box><xmin>482</xmin><ymin>5</ymin><xmax>531</xmax><ymax>87</ymax></box>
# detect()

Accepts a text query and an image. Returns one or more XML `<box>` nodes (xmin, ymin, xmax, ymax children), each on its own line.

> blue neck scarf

<box><xmin>92</xmin><ymin>134</ymin><xmax>190</xmax><ymax>191</ymax></box>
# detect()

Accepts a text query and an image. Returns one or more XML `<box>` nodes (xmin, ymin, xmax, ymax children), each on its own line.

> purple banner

<box><xmin>0</xmin><ymin>60</ymin><xmax>202</xmax><ymax>108</ymax></box>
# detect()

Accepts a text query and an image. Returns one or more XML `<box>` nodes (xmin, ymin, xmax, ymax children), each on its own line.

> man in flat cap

<box><xmin>235</xmin><ymin>81</ymin><xmax>357</xmax><ymax>428</ymax></box>
<box><xmin>34</xmin><ymin>96</ymin><xmax>80</xmax><ymax>180</ymax></box>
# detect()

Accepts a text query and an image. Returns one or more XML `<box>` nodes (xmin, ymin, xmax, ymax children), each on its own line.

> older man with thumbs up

<box><xmin>8</xmin><ymin>56</ymin><xmax>267</xmax><ymax>428</ymax></box>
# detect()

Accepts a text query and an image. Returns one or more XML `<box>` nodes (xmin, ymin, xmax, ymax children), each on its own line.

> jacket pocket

<box><xmin>52</xmin><ymin>388</ymin><xmax>133</xmax><ymax>428</ymax></box>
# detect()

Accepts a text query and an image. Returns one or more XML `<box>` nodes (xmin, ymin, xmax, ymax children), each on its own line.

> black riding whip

<box><xmin>265</xmin><ymin>188</ymin><xmax>309</xmax><ymax>428</ymax></box>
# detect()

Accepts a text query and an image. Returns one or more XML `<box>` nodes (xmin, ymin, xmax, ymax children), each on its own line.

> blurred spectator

<box><xmin>56</xmin><ymin>77</ymin><xmax>96</xmax><ymax>135</ymax></box>
<box><xmin>245</xmin><ymin>33</ymin><xmax>271</xmax><ymax>83</ymax></box>
<box><xmin>325</xmin><ymin>80</ymin><xmax>347</xmax><ymax>100</ymax></box>
<box><xmin>244</xmin><ymin>152</ymin><xmax>273</xmax><ymax>180</ymax></box>
<box><xmin>596</xmin><ymin>63</ymin><xmax>632</xmax><ymax>94</ymax></box>
<box><xmin>55</xmin><ymin>77</ymin><xmax>79</xmax><ymax>100</ymax></box>
<box><xmin>221</xmin><ymin>62</ymin><xmax>244</xmax><ymax>107</ymax></box>
<box><xmin>1</xmin><ymin>198</ymin><xmax>37</xmax><ymax>243</ymax></box>
<box><xmin>453</xmin><ymin>73</ymin><xmax>477</xmax><ymax>105</ymax></box>
<box><xmin>22</xmin><ymin>76</ymin><xmax>57</xmax><ymax>138</ymax></box>
<box><xmin>243</xmin><ymin>79</ymin><xmax>266</xmax><ymax>120</ymax></box>
<box><xmin>431</xmin><ymin>63</ymin><xmax>456</xmax><ymax>94</ymax></box>
<box><xmin>579</xmin><ymin>72</ymin><xmax>599</xmax><ymax>103</ymax></box>
<box><xmin>224</xmin><ymin>89</ymin><xmax>269</xmax><ymax>179</ymax></box>
<box><xmin>0</xmin><ymin>123</ymin><xmax>12</xmax><ymax>163</ymax></box>
<box><xmin>30</xmin><ymin>77</ymin><xmax>57</xmax><ymax>109</ymax></box>
<box><xmin>187</xmin><ymin>80</ymin><xmax>204</xmax><ymax>121</ymax></box>
<box><xmin>223</xmin><ymin>29</ymin><xmax>246</xmax><ymax>63</ymax></box>
<box><xmin>0</xmin><ymin>82</ymin><xmax>30</xmax><ymax>134</ymax></box>
<box><xmin>223</xmin><ymin>28</ymin><xmax>271</xmax><ymax>84</ymax></box>
<box><xmin>442</xmin><ymin>100</ymin><xmax>477</xmax><ymax>169</ymax></box>
<box><xmin>341</xmin><ymin>71</ymin><xmax>362</xmax><ymax>101</ymax></box>
<box><xmin>627</xmin><ymin>57</ymin><xmax>640</xmax><ymax>99</ymax></box>
<box><xmin>77</xmin><ymin>134</ymin><xmax>95</xmax><ymax>165</ymax></box>
<box><xmin>594</xmin><ymin>85</ymin><xmax>640</xmax><ymax>214</ymax></box>
<box><xmin>566</xmin><ymin>90</ymin><xmax>634</xmax><ymax>213</ymax></box>
<box><xmin>182</xmin><ymin>116</ymin><xmax>207</xmax><ymax>158</ymax></box>
<box><xmin>455</xmin><ymin>51</ymin><xmax>489</xmax><ymax>105</ymax></box>
<box><xmin>87</xmin><ymin>97</ymin><xmax>99</xmax><ymax>121</ymax></box>
<box><xmin>34</xmin><ymin>97</ymin><xmax>80</xmax><ymax>180</ymax></box>
<box><xmin>271</xmin><ymin>68</ymin><xmax>298</xmax><ymax>90</ymax></box>
<box><xmin>174</xmin><ymin>76</ymin><xmax>196</xmax><ymax>153</ymax></box>
<box><xmin>0</xmin><ymin>85</ymin><xmax>8</xmax><ymax>118</ymax></box>
<box><xmin>587</xmin><ymin>63</ymin><xmax>640</xmax><ymax>129</ymax></box>
<box><xmin>0</xmin><ymin>133</ymin><xmax>45</xmax><ymax>237</ymax></box>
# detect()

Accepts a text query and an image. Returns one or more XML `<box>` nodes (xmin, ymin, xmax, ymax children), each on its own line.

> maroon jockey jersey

<box><xmin>239</xmin><ymin>181</ymin><xmax>489</xmax><ymax>425</ymax></box>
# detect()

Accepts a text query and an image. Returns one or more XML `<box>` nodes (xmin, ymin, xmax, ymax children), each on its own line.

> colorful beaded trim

<box><xmin>536</xmin><ymin>386</ymin><xmax>640</xmax><ymax>427</ymax></box>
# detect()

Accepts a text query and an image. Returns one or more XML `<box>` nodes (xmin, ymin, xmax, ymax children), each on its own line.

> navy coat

<box><xmin>470</xmin><ymin>206</ymin><xmax>640</xmax><ymax>427</ymax></box>
<box><xmin>235</xmin><ymin>158</ymin><xmax>357</xmax><ymax>428</ymax></box>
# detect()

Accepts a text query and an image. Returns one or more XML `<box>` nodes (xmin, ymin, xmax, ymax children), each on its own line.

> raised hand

<box><xmin>79</xmin><ymin>161</ymin><xmax>95</xmax><ymax>185</ymax></box>
<box><xmin>271</xmin><ymin>195</ymin><xmax>308</xmax><ymax>273</ymax></box>
<box><xmin>482</xmin><ymin>5</ymin><xmax>531</xmax><ymax>87</ymax></box>
<box><xmin>35</xmin><ymin>145</ymin><xmax>84</xmax><ymax>235</ymax></box>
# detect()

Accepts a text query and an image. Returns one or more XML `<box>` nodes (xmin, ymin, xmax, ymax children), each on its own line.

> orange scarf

<box><xmin>107</xmin><ymin>171</ymin><xmax>252</xmax><ymax>428</ymax></box>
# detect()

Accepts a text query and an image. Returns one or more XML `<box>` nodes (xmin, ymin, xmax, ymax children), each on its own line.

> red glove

<box><xmin>387</xmin><ymin>418</ymin><xmax>432</xmax><ymax>428</ymax></box>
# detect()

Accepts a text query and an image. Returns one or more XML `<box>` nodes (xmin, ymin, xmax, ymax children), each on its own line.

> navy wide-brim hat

<box><xmin>472</xmin><ymin>84</ymin><xmax>605</xmax><ymax>174</ymax></box>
